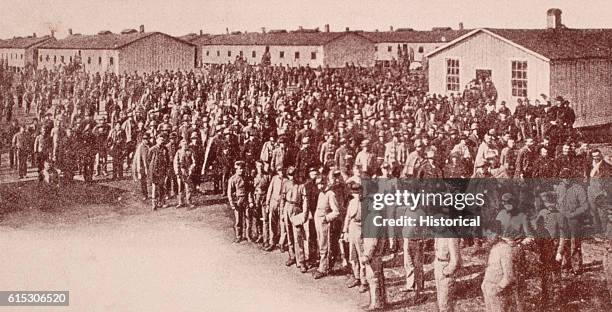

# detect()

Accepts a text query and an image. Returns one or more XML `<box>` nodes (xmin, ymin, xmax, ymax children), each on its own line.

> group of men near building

<box><xmin>0</xmin><ymin>60</ymin><xmax>610</xmax><ymax>310</ymax></box>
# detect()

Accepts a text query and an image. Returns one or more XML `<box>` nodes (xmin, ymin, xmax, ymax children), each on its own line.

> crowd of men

<box><xmin>0</xmin><ymin>60</ymin><xmax>610</xmax><ymax>311</ymax></box>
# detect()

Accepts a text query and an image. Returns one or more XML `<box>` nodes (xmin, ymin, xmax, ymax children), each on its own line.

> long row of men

<box><xmin>0</xmin><ymin>61</ymin><xmax>610</xmax><ymax>310</ymax></box>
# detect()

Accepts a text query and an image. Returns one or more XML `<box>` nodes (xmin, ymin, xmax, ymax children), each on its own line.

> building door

<box><xmin>476</xmin><ymin>69</ymin><xmax>492</xmax><ymax>81</ymax></box>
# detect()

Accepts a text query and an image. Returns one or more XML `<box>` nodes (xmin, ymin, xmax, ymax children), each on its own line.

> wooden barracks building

<box><xmin>0</xmin><ymin>34</ymin><xmax>54</xmax><ymax>72</ymax></box>
<box><xmin>199</xmin><ymin>26</ymin><xmax>376</xmax><ymax>68</ymax></box>
<box><xmin>427</xmin><ymin>9</ymin><xmax>612</xmax><ymax>128</ymax></box>
<box><xmin>37</xmin><ymin>25</ymin><xmax>196</xmax><ymax>74</ymax></box>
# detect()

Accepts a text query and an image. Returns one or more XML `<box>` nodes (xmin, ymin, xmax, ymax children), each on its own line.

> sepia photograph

<box><xmin>0</xmin><ymin>0</ymin><xmax>611</xmax><ymax>311</ymax></box>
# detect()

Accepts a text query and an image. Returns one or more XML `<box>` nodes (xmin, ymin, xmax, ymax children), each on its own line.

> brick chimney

<box><xmin>199</xmin><ymin>29</ymin><xmax>203</xmax><ymax>36</ymax></box>
<box><xmin>345</xmin><ymin>27</ymin><xmax>349</xmax><ymax>32</ymax></box>
<box><xmin>139</xmin><ymin>25</ymin><xmax>145</xmax><ymax>33</ymax></box>
<box><xmin>390</xmin><ymin>26</ymin><xmax>394</xmax><ymax>32</ymax></box>
<box><xmin>547</xmin><ymin>8</ymin><xmax>562</xmax><ymax>29</ymax></box>
<box><xmin>298</xmin><ymin>26</ymin><xmax>303</xmax><ymax>31</ymax></box>
<box><xmin>458</xmin><ymin>22</ymin><xmax>464</xmax><ymax>30</ymax></box>
<box><xmin>50</xmin><ymin>30</ymin><xmax>55</xmax><ymax>37</ymax></box>
<box><xmin>32</xmin><ymin>32</ymin><xmax>36</xmax><ymax>38</ymax></box>
<box><xmin>68</xmin><ymin>28</ymin><xmax>73</xmax><ymax>36</ymax></box>
<box><xmin>261</xmin><ymin>27</ymin><xmax>266</xmax><ymax>34</ymax></box>
<box><xmin>324</xmin><ymin>24</ymin><xmax>330</xmax><ymax>32</ymax></box>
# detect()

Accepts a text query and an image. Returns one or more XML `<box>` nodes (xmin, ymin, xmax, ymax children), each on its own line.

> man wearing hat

<box><xmin>296</xmin><ymin>136</ymin><xmax>319</xmax><ymax>182</ymax></box>
<box><xmin>556</xmin><ymin>168</ymin><xmax>588</xmax><ymax>274</ymax></box>
<box><xmin>270</xmin><ymin>136</ymin><xmax>287</xmax><ymax>174</ymax></box>
<box><xmin>279</xmin><ymin>166</ymin><xmax>309</xmax><ymax>272</ymax></box>
<box><xmin>402</xmin><ymin>139</ymin><xmax>425</xmax><ymax>178</ymax></box>
<box><xmin>535</xmin><ymin>191</ymin><xmax>568</xmax><ymax>307</ymax></box>
<box><xmin>132</xmin><ymin>132</ymin><xmax>151</xmax><ymax>201</ymax></box>
<box><xmin>355</xmin><ymin>140</ymin><xmax>375</xmax><ymax>177</ymax></box>
<box><xmin>252</xmin><ymin>161</ymin><xmax>271</xmax><ymax>246</ymax></box>
<box><xmin>107</xmin><ymin>122</ymin><xmax>126</xmax><ymax>180</ymax></box>
<box><xmin>259</xmin><ymin>135</ymin><xmax>276</xmax><ymax>173</ymax></box>
<box><xmin>227</xmin><ymin>161</ymin><xmax>253</xmax><ymax>243</ymax></box>
<box><xmin>264</xmin><ymin>165</ymin><xmax>286</xmax><ymax>252</ymax></box>
<box><xmin>312</xmin><ymin>175</ymin><xmax>341</xmax><ymax>280</ymax></box>
<box><xmin>174</xmin><ymin>139</ymin><xmax>197</xmax><ymax>208</ymax></box>
<box><xmin>147</xmin><ymin>134</ymin><xmax>171</xmax><ymax>211</ymax></box>
<box><xmin>417</xmin><ymin>148</ymin><xmax>443</xmax><ymax>179</ymax></box>
<box><xmin>384</xmin><ymin>132</ymin><xmax>406</xmax><ymax>178</ymax></box>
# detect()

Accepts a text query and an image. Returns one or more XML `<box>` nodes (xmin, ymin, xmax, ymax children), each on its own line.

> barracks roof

<box><xmin>40</xmin><ymin>32</ymin><xmax>194</xmax><ymax>50</ymax></box>
<box><xmin>201</xmin><ymin>31</ymin><xmax>372</xmax><ymax>46</ymax></box>
<box><xmin>428</xmin><ymin>28</ymin><xmax>612</xmax><ymax>61</ymax></box>
<box><xmin>0</xmin><ymin>35</ymin><xmax>54</xmax><ymax>49</ymax></box>
<box><xmin>361</xmin><ymin>30</ymin><xmax>470</xmax><ymax>43</ymax></box>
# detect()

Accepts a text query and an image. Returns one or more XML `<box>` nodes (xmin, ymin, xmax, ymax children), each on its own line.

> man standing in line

<box><xmin>434</xmin><ymin>236</ymin><xmax>462</xmax><ymax>312</ymax></box>
<box><xmin>252</xmin><ymin>161</ymin><xmax>271</xmax><ymax>246</ymax></box>
<box><xmin>11</xmin><ymin>126</ymin><xmax>28</xmax><ymax>178</ymax></box>
<box><xmin>313</xmin><ymin>176</ymin><xmax>340</xmax><ymax>280</ymax></box>
<box><xmin>264</xmin><ymin>165</ymin><xmax>286</xmax><ymax>251</ymax></box>
<box><xmin>174</xmin><ymin>139</ymin><xmax>196</xmax><ymax>209</ymax></box>
<box><xmin>147</xmin><ymin>134</ymin><xmax>170</xmax><ymax>211</ymax></box>
<box><xmin>132</xmin><ymin>133</ymin><xmax>150</xmax><ymax>201</ymax></box>
<box><xmin>227</xmin><ymin>161</ymin><xmax>253</xmax><ymax>243</ymax></box>
<box><xmin>556</xmin><ymin>168</ymin><xmax>588</xmax><ymax>275</ymax></box>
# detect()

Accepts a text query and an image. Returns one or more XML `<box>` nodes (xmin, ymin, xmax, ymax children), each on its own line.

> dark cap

<box><xmin>234</xmin><ymin>161</ymin><xmax>246</xmax><ymax>168</ymax></box>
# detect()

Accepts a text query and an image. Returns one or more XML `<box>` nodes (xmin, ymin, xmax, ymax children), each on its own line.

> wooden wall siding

<box><xmin>118</xmin><ymin>33</ymin><xmax>195</xmax><ymax>74</ymax></box>
<box><xmin>201</xmin><ymin>44</ymin><xmax>324</xmax><ymax>68</ymax></box>
<box><xmin>551</xmin><ymin>59</ymin><xmax>612</xmax><ymax>127</ymax></box>
<box><xmin>323</xmin><ymin>33</ymin><xmax>375</xmax><ymax>68</ymax></box>
<box><xmin>428</xmin><ymin>31</ymin><xmax>550</xmax><ymax>112</ymax></box>
<box><xmin>38</xmin><ymin>49</ymin><xmax>119</xmax><ymax>73</ymax></box>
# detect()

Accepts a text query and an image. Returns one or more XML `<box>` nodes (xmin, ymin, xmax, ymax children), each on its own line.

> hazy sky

<box><xmin>1</xmin><ymin>0</ymin><xmax>611</xmax><ymax>39</ymax></box>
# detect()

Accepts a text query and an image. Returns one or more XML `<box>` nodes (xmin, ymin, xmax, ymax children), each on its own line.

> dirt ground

<box><xmin>0</xmin><ymin>179</ymin><xmax>610</xmax><ymax>312</ymax></box>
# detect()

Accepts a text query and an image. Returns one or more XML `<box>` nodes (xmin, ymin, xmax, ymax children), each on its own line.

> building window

<box><xmin>280</xmin><ymin>51</ymin><xmax>285</xmax><ymax>58</ymax></box>
<box><xmin>374</xmin><ymin>46</ymin><xmax>378</xmax><ymax>52</ymax></box>
<box><xmin>109</xmin><ymin>57</ymin><xmax>114</xmax><ymax>65</ymax></box>
<box><xmin>418</xmin><ymin>46</ymin><xmax>424</xmax><ymax>53</ymax></box>
<box><xmin>216</xmin><ymin>50</ymin><xmax>220</xmax><ymax>57</ymax></box>
<box><xmin>20</xmin><ymin>54</ymin><xmax>23</xmax><ymax>59</ymax></box>
<box><xmin>227</xmin><ymin>50</ymin><xmax>231</xmax><ymax>57</ymax></box>
<box><xmin>311</xmin><ymin>52</ymin><xmax>316</xmax><ymax>60</ymax></box>
<box><xmin>46</xmin><ymin>55</ymin><xmax>49</xmax><ymax>62</ymax></box>
<box><xmin>511</xmin><ymin>61</ymin><xmax>528</xmax><ymax>97</ymax></box>
<box><xmin>39</xmin><ymin>55</ymin><xmax>43</xmax><ymax>62</ymax></box>
<box><xmin>388</xmin><ymin>46</ymin><xmax>392</xmax><ymax>52</ymax></box>
<box><xmin>252</xmin><ymin>51</ymin><xmax>256</xmax><ymax>58</ymax></box>
<box><xmin>206</xmin><ymin>51</ymin><xmax>210</xmax><ymax>56</ymax></box>
<box><xmin>87</xmin><ymin>57</ymin><xmax>91</xmax><ymax>64</ymax></box>
<box><xmin>98</xmin><ymin>57</ymin><xmax>102</xmax><ymax>65</ymax></box>
<box><xmin>78</xmin><ymin>50</ymin><xmax>81</xmax><ymax>56</ymax></box>
<box><xmin>446</xmin><ymin>58</ymin><xmax>460</xmax><ymax>92</ymax></box>
<box><xmin>53</xmin><ymin>56</ymin><xmax>57</xmax><ymax>63</ymax></box>
<box><xmin>61</xmin><ymin>56</ymin><xmax>65</xmax><ymax>63</ymax></box>
<box><xmin>295</xmin><ymin>51</ymin><xmax>300</xmax><ymax>59</ymax></box>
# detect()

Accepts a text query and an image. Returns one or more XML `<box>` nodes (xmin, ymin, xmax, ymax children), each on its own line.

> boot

<box><xmin>364</xmin><ymin>278</ymin><xmax>385</xmax><ymax>311</ymax></box>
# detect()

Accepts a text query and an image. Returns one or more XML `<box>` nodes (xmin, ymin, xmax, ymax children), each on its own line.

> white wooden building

<box><xmin>362</xmin><ymin>29</ymin><xmax>468</xmax><ymax>64</ymax></box>
<box><xmin>37</xmin><ymin>26</ymin><xmax>196</xmax><ymax>74</ymax></box>
<box><xmin>0</xmin><ymin>35</ymin><xmax>54</xmax><ymax>71</ymax></box>
<box><xmin>427</xmin><ymin>10</ymin><xmax>612</xmax><ymax>128</ymax></box>
<box><xmin>199</xmin><ymin>30</ymin><xmax>375</xmax><ymax>68</ymax></box>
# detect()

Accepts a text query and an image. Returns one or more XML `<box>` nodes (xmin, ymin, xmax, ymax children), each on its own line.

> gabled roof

<box><xmin>40</xmin><ymin>32</ymin><xmax>194</xmax><ymax>50</ymax></box>
<box><xmin>201</xmin><ymin>31</ymin><xmax>372</xmax><ymax>46</ymax></box>
<box><xmin>361</xmin><ymin>30</ymin><xmax>470</xmax><ymax>44</ymax></box>
<box><xmin>0</xmin><ymin>35</ymin><xmax>54</xmax><ymax>49</ymax></box>
<box><xmin>427</xmin><ymin>28</ymin><xmax>612</xmax><ymax>61</ymax></box>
